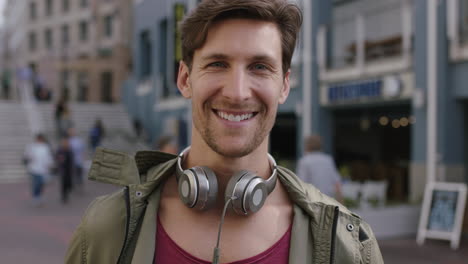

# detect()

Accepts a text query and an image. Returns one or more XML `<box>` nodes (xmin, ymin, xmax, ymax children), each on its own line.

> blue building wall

<box><xmin>123</xmin><ymin>0</ymin><xmax>192</xmax><ymax>147</ymax></box>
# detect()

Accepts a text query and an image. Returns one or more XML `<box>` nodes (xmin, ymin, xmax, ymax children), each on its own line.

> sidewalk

<box><xmin>0</xmin><ymin>178</ymin><xmax>467</xmax><ymax>263</ymax></box>
<box><xmin>379</xmin><ymin>237</ymin><xmax>468</xmax><ymax>264</ymax></box>
<box><xmin>0</xmin><ymin>178</ymin><xmax>118</xmax><ymax>263</ymax></box>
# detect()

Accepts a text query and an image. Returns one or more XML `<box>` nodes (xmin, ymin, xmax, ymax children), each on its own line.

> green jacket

<box><xmin>65</xmin><ymin>148</ymin><xmax>384</xmax><ymax>263</ymax></box>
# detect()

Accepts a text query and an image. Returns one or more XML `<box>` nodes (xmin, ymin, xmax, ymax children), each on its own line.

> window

<box><xmin>62</xmin><ymin>0</ymin><xmax>69</xmax><ymax>12</ymax></box>
<box><xmin>104</xmin><ymin>15</ymin><xmax>113</xmax><ymax>38</ymax></box>
<box><xmin>140</xmin><ymin>30</ymin><xmax>152</xmax><ymax>79</ymax></box>
<box><xmin>460</xmin><ymin>0</ymin><xmax>468</xmax><ymax>43</ymax></box>
<box><xmin>46</xmin><ymin>0</ymin><xmax>53</xmax><ymax>16</ymax></box>
<box><xmin>79</xmin><ymin>21</ymin><xmax>88</xmax><ymax>42</ymax></box>
<box><xmin>62</xmin><ymin>24</ymin><xmax>69</xmax><ymax>47</ymax></box>
<box><xmin>159</xmin><ymin>19</ymin><xmax>169</xmax><ymax>97</ymax></box>
<box><xmin>29</xmin><ymin>32</ymin><xmax>37</xmax><ymax>52</ymax></box>
<box><xmin>45</xmin><ymin>28</ymin><xmax>53</xmax><ymax>50</ymax></box>
<box><xmin>80</xmin><ymin>0</ymin><xmax>88</xmax><ymax>8</ymax></box>
<box><xmin>100</xmin><ymin>71</ymin><xmax>113</xmax><ymax>103</ymax></box>
<box><xmin>77</xmin><ymin>72</ymin><xmax>89</xmax><ymax>102</ymax></box>
<box><xmin>30</xmin><ymin>2</ymin><xmax>37</xmax><ymax>21</ymax></box>
<box><xmin>61</xmin><ymin>70</ymin><xmax>70</xmax><ymax>100</ymax></box>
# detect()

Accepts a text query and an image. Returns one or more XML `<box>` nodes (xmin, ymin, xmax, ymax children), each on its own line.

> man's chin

<box><xmin>209</xmin><ymin>143</ymin><xmax>255</xmax><ymax>159</ymax></box>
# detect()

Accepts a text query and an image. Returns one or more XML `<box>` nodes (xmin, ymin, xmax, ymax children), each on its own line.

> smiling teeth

<box><xmin>217</xmin><ymin>111</ymin><xmax>253</xmax><ymax>122</ymax></box>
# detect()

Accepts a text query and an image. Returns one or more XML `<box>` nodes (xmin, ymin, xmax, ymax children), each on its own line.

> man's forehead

<box><xmin>194</xmin><ymin>18</ymin><xmax>282</xmax><ymax>61</ymax></box>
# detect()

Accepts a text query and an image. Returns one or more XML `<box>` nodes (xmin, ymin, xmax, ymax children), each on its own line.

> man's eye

<box><xmin>208</xmin><ymin>62</ymin><xmax>225</xmax><ymax>68</ymax></box>
<box><xmin>252</xmin><ymin>64</ymin><xmax>268</xmax><ymax>70</ymax></box>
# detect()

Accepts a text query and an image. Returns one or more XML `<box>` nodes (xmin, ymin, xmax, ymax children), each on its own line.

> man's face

<box><xmin>178</xmin><ymin>19</ymin><xmax>290</xmax><ymax>158</ymax></box>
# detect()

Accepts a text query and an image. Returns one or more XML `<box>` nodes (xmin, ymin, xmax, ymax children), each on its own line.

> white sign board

<box><xmin>417</xmin><ymin>182</ymin><xmax>467</xmax><ymax>249</ymax></box>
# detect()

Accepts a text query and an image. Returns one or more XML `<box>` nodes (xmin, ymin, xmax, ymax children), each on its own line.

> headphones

<box><xmin>176</xmin><ymin>147</ymin><xmax>278</xmax><ymax>215</ymax></box>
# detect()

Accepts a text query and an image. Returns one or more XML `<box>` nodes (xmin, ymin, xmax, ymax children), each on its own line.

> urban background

<box><xmin>0</xmin><ymin>0</ymin><xmax>467</xmax><ymax>263</ymax></box>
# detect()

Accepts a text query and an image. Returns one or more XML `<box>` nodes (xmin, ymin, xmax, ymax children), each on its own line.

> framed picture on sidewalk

<box><xmin>417</xmin><ymin>182</ymin><xmax>467</xmax><ymax>249</ymax></box>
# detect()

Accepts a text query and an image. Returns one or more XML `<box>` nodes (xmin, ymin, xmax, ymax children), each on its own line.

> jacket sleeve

<box><xmin>64</xmin><ymin>192</ymin><xmax>127</xmax><ymax>264</ymax></box>
<box><xmin>358</xmin><ymin>221</ymin><xmax>384</xmax><ymax>264</ymax></box>
<box><xmin>64</xmin><ymin>197</ymin><xmax>100</xmax><ymax>264</ymax></box>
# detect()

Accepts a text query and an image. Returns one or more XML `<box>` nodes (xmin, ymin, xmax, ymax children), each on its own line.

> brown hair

<box><xmin>180</xmin><ymin>0</ymin><xmax>303</xmax><ymax>75</ymax></box>
<box><xmin>305</xmin><ymin>135</ymin><xmax>322</xmax><ymax>152</ymax></box>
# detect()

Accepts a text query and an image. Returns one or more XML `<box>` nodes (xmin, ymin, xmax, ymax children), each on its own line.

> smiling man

<box><xmin>65</xmin><ymin>1</ymin><xmax>383</xmax><ymax>263</ymax></box>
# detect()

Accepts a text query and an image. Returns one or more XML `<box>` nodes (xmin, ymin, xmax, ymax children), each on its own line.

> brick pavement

<box><xmin>1</xmin><ymin>178</ymin><xmax>467</xmax><ymax>263</ymax></box>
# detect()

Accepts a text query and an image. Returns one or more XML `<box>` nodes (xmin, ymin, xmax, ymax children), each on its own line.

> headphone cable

<box><xmin>212</xmin><ymin>196</ymin><xmax>236</xmax><ymax>264</ymax></box>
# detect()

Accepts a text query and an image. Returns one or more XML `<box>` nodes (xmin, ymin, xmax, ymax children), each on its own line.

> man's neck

<box><xmin>185</xmin><ymin>141</ymin><xmax>272</xmax><ymax>191</ymax></box>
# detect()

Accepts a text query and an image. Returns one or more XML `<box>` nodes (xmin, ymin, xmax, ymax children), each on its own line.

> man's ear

<box><xmin>177</xmin><ymin>61</ymin><xmax>191</xmax><ymax>98</ymax></box>
<box><xmin>278</xmin><ymin>70</ymin><xmax>291</xmax><ymax>104</ymax></box>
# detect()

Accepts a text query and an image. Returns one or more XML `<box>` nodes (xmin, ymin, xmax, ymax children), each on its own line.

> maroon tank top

<box><xmin>154</xmin><ymin>217</ymin><xmax>291</xmax><ymax>263</ymax></box>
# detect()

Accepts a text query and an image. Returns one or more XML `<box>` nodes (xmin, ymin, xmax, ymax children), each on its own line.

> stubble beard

<box><xmin>193</xmin><ymin>103</ymin><xmax>276</xmax><ymax>158</ymax></box>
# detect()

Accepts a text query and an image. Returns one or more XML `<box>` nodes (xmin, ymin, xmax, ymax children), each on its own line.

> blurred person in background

<box><xmin>54</xmin><ymin>98</ymin><xmax>66</xmax><ymax>138</ymax></box>
<box><xmin>56</xmin><ymin>136</ymin><xmax>74</xmax><ymax>204</ymax></box>
<box><xmin>68</xmin><ymin>127</ymin><xmax>85</xmax><ymax>192</ymax></box>
<box><xmin>297</xmin><ymin>135</ymin><xmax>343</xmax><ymax>201</ymax></box>
<box><xmin>89</xmin><ymin>118</ymin><xmax>105</xmax><ymax>151</ymax></box>
<box><xmin>23</xmin><ymin>133</ymin><xmax>54</xmax><ymax>207</ymax></box>
<box><xmin>155</xmin><ymin>135</ymin><xmax>178</xmax><ymax>154</ymax></box>
<box><xmin>1</xmin><ymin>70</ymin><xmax>11</xmax><ymax>99</ymax></box>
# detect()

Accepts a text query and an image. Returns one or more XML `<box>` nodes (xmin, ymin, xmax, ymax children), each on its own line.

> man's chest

<box><xmin>156</xmin><ymin>214</ymin><xmax>291</xmax><ymax>263</ymax></box>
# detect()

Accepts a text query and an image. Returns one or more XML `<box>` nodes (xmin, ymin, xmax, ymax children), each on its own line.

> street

<box><xmin>1</xmin><ymin>178</ymin><xmax>467</xmax><ymax>264</ymax></box>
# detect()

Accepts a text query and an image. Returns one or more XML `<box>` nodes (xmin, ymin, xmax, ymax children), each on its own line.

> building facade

<box><xmin>1</xmin><ymin>0</ymin><xmax>133</xmax><ymax>103</ymax></box>
<box><xmin>122</xmin><ymin>0</ymin><xmax>468</xmax><ymax>236</ymax></box>
<box><xmin>311</xmin><ymin>0</ymin><xmax>468</xmax><ymax>235</ymax></box>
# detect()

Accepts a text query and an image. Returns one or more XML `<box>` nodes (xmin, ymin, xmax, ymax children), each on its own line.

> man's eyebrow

<box><xmin>200</xmin><ymin>53</ymin><xmax>278</xmax><ymax>65</ymax></box>
<box><xmin>250</xmin><ymin>54</ymin><xmax>277</xmax><ymax>65</ymax></box>
<box><xmin>200</xmin><ymin>53</ymin><xmax>230</xmax><ymax>61</ymax></box>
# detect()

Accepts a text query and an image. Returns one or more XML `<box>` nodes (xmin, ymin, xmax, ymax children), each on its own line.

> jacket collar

<box><xmin>88</xmin><ymin>147</ymin><xmax>358</xmax><ymax>220</ymax></box>
<box><xmin>88</xmin><ymin>147</ymin><xmax>177</xmax><ymax>186</ymax></box>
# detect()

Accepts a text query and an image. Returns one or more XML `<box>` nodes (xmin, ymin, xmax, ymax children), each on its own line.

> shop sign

<box><xmin>417</xmin><ymin>182</ymin><xmax>467</xmax><ymax>249</ymax></box>
<box><xmin>328</xmin><ymin>79</ymin><xmax>382</xmax><ymax>102</ymax></box>
<box><xmin>324</xmin><ymin>75</ymin><xmax>405</xmax><ymax>105</ymax></box>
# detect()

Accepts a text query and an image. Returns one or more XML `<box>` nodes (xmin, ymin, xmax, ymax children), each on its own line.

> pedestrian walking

<box><xmin>68</xmin><ymin>127</ymin><xmax>86</xmax><ymax>192</ymax></box>
<box><xmin>297</xmin><ymin>135</ymin><xmax>343</xmax><ymax>200</ymax></box>
<box><xmin>23</xmin><ymin>134</ymin><xmax>54</xmax><ymax>206</ymax></box>
<box><xmin>89</xmin><ymin>118</ymin><xmax>105</xmax><ymax>151</ymax></box>
<box><xmin>56</xmin><ymin>137</ymin><xmax>73</xmax><ymax>204</ymax></box>
<box><xmin>54</xmin><ymin>98</ymin><xmax>65</xmax><ymax>137</ymax></box>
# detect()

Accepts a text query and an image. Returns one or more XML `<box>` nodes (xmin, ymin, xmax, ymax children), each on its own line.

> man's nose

<box><xmin>222</xmin><ymin>67</ymin><xmax>252</xmax><ymax>101</ymax></box>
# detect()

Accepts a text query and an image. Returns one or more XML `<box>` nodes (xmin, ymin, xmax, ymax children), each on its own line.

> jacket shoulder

<box><xmin>278</xmin><ymin>166</ymin><xmax>353</xmax><ymax>214</ymax></box>
<box><xmin>65</xmin><ymin>188</ymin><xmax>128</xmax><ymax>263</ymax></box>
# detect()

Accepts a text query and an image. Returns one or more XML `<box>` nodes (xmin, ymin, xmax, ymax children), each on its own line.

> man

<box><xmin>65</xmin><ymin>1</ymin><xmax>383</xmax><ymax>263</ymax></box>
<box><xmin>24</xmin><ymin>134</ymin><xmax>53</xmax><ymax>206</ymax></box>
<box><xmin>68</xmin><ymin>127</ymin><xmax>86</xmax><ymax>191</ymax></box>
<box><xmin>297</xmin><ymin>135</ymin><xmax>343</xmax><ymax>201</ymax></box>
<box><xmin>56</xmin><ymin>136</ymin><xmax>74</xmax><ymax>204</ymax></box>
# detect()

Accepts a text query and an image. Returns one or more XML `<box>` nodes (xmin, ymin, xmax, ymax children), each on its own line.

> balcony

<box><xmin>318</xmin><ymin>0</ymin><xmax>413</xmax><ymax>82</ymax></box>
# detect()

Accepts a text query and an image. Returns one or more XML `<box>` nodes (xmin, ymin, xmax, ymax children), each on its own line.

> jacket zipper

<box><xmin>329</xmin><ymin>206</ymin><xmax>339</xmax><ymax>264</ymax></box>
<box><xmin>117</xmin><ymin>186</ymin><xmax>131</xmax><ymax>264</ymax></box>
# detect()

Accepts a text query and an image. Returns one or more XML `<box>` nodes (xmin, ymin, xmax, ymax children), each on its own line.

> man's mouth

<box><xmin>214</xmin><ymin>110</ymin><xmax>257</xmax><ymax>122</ymax></box>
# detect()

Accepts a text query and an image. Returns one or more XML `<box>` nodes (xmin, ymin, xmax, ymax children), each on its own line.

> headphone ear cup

<box><xmin>177</xmin><ymin>166</ymin><xmax>218</xmax><ymax>210</ymax></box>
<box><xmin>195</xmin><ymin>166</ymin><xmax>218</xmax><ymax>210</ymax></box>
<box><xmin>242</xmin><ymin>177</ymin><xmax>268</xmax><ymax>214</ymax></box>
<box><xmin>225</xmin><ymin>170</ymin><xmax>260</xmax><ymax>215</ymax></box>
<box><xmin>178</xmin><ymin>168</ymin><xmax>199</xmax><ymax>208</ymax></box>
